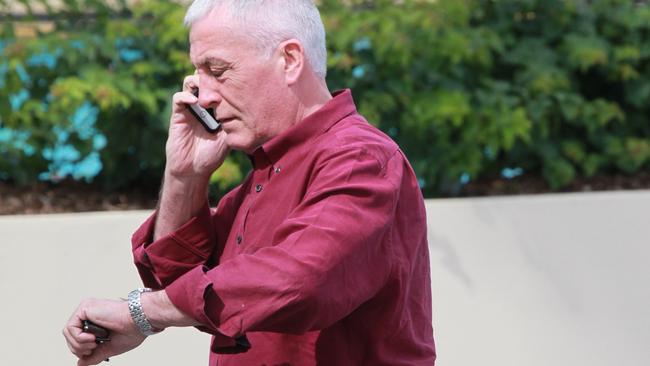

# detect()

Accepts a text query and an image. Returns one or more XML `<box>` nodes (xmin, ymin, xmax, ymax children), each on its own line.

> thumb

<box><xmin>77</xmin><ymin>345</ymin><xmax>111</xmax><ymax>366</ymax></box>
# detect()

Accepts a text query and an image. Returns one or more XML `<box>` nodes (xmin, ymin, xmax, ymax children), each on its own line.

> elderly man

<box><xmin>63</xmin><ymin>0</ymin><xmax>436</xmax><ymax>365</ymax></box>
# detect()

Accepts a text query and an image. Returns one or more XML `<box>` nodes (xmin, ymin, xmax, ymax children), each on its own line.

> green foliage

<box><xmin>1</xmin><ymin>0</ymin><xmax>650</xmax><ymax>196</ymax></box>
<box><xmin>0</xmin><ymin>0</ymin><xmax>189</xmax><ymax>189</ymax></box>
<box><xmin>322</xmin><ymin>0</ymin><xmax>650</xmax><ymax>194</ymax></box>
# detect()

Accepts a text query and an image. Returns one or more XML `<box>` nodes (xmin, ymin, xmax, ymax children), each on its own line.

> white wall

<box><xmin>0</xmin><ymin>191</ymin><xmax>648</xmax><ymax>365</ymax></box>
<box><xmin>0</xmin><ymin>210</ymin><xmax>209</xmax><ymax>366</ymax></box>
<box><xmin>427</xmin><ymin>191</ymin><xmax>650</xmax><ymax>366</ymax></box>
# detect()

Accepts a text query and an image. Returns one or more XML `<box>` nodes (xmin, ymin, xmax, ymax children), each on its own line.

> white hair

<box><xmin>184</xmin><ymin>0</ymin><xmax>328</xmax><ymax>79</ymax></box>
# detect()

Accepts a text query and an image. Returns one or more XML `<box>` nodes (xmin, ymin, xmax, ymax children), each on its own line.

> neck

<box><xmin>291</xmin><ymin>74</ymin><xmax>332</xmax><ymax>126</ymax></box>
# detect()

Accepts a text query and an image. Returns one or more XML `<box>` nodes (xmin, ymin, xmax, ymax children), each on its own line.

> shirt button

<box><xmin>274</xmin><ymin>166</ymin><xmax>281</xmax><ymax>174</ymax></box>
<box><xmin>255</xmin><ymin>184</ymin><xmax>263</xmax><ymax>192</ymax></box>
<box><xmin>236</xmin><ymin>235</ymin><xmax>242</xmax><ymax>244</ymax></box>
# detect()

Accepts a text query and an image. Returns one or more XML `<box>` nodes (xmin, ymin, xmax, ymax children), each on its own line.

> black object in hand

<box><xmin>82</xmin><ymin>320</ymin><xmax>111</xmax><ymax>362</ymax></box>
<box><xmin>187</xmin><ymin>88</ymin><xmax>220</xmax><ymax>133</ymax></box>
<box><xmin>82</xmin><ymin>320</ymin><xmax>111</xmax><ymax>343</ymax></box>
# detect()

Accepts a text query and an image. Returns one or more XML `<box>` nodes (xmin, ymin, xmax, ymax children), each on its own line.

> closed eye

<box><xmin>211</xmin><ymin>68</ymin><xmax>227</xmax><ymax>78</ymax></box>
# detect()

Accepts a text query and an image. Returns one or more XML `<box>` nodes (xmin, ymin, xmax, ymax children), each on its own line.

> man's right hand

<box><xmin>154</xmin><ymin>74</ymin><xmax>229</xmax><ymax>240</ymax></box>
<box><xmin>165</xmin><ymin>73</ymin><xmax>229</xmax><ymax>180</ymax></box>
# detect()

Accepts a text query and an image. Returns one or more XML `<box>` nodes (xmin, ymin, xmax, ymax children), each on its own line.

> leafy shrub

<box><xmin>1</xmin><ymin>0</ymin><xmax>649</xmax><ymax>197</ymax></box>
<box><xmin>1</xmin><ymin>0</ymin><xmax>189</xmax><ymax>189</ymax></box>
<box><xmin>322</xmin><ymin>0</ymin><xmax>650</xmax><ymax>194</ymax></box>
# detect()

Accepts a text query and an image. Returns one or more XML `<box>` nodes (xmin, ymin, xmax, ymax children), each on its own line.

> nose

<box><xmin>196</xmin><ymin>76</ymin><xmax>222</xmax><ymax>109</ymax></box>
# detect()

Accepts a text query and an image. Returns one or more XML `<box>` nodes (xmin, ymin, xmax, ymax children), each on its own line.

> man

<box><xmin>63</xmin><ymin>0</ymin><xmax>436</xmax><ymax>365</ymax></box>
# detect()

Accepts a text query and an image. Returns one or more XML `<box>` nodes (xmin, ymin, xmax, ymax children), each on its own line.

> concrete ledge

<box><xmin>1</xmin><ymin>191</ymin><xmax>648</xmax><ymax>365</ymax></box>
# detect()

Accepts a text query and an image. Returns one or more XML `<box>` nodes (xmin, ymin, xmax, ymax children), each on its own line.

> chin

<box><xmin>225</xmin><ymin>134</ymin><xmax>257</xmax><ymax>154</ymax></box>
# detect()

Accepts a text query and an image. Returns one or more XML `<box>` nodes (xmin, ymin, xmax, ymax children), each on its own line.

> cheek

<box><xmin>230</xmin><ymin>61</ymin><xmax>286</xmax><ymax>137</ymax></box>
<box><xmin>253</xmin><ymin>73</ymin><xmax>287</xmax><ymax>113</ymax></box>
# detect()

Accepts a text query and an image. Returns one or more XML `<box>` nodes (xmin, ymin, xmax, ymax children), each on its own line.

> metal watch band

<box><xmin>127</xmin><ymin>288</ymin><xmax>161</xmax><ymax>336</ymax></box>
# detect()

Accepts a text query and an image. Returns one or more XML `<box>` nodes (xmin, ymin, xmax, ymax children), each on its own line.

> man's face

<box><xmin>189</xmin><ymin>9</ymin><xmax>290</xmax><ymax>154</ymax></box>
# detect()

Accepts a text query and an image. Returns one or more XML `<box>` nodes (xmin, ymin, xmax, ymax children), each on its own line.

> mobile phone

<box><xmin>187</xmin><ymin>88</ymin><xmax>220</xmax><ymax>133</ymax></box>
<box><xmin>82</xmin><ymin>320</ymin><xmax>111</xmax><ymax>343</ymax></box>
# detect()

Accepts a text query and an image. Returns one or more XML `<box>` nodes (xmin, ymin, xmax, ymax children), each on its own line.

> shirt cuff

<box><xmin>131</xmin><ymin>201</ymin><xmax>216</xmax><ymax>287</ymax></box>
<box><xmin>131</xmin><ymin>211</ymin><xmax>158</xmax><ymax>251</ymax></box>
<box><xmin>165</xmin><ymin>265</ymin><xmax>250</xmax><ymax>353</ymax></box>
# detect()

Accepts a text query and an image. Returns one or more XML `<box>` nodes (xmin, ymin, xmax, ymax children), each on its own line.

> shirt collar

<box><xmin>249</xmin><ymin>89</ymin><xmax>357</xmax><ymax>169</ymax></box>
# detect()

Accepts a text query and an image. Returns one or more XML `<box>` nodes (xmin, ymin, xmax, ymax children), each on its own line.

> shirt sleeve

<box><xmin>164</xmin><ymin>145</ymin><xmax>402</xmax><ymax>344</ymax></box>
<box><xmin>131</xmin><ymin>188</ymin><xmax>242</xmax><ymax>288</ymax></box>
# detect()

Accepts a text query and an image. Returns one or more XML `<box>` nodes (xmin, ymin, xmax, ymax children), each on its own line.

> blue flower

<box><xmin>15</xmin><ymin>63</ymin><xmax>31</xmax><ymax>84</ymax></box>
<box><xmin>0</xmin><ymin>128</ymin><xmax>33</xmax><ymax>156</ymax></box>
<box><xmin>119</xmin><ymin>49</ymin><xmax>144</xmax><ymax>63</ymax></box>
<box><xmin>52</xmin><ymin>144</ymin><xmax>81</xmax><ymax>162</ymax></box>
<box><xmin>0</xmin><ymin>128</ymin><xmax>12</xmax><ymax>143</ymax></box>
<box><xmin>9</xmin><ymin>89</ymin><xmax>30</xmax><ymax>111</ymax></box>
<box><xmin>53</xmin><ymin>126</ymin><xmax>70</xmax><ymax>144</ymax></box>
<box><xmin>56</xmin><ymin>162</ymin><xmax>76</xmax><ymax>178</ymax></box>
<box><xmin>27</xmin><ymin>50</ymin><xmax>58</xmax><ymax>69</ymax></box>
<box><xmin>93</xmin><ymin>134</ymin><xmax>107</xmax><ymax>150</ymax></box>
<box><xmin>352</xmin><ymin>65</ymin><xmax>367</xmax><ymax>79</ymax></box>
<box><xmin>353</xmin><ymin>37</ymin><xmax>372</xmax><ymax>52</ymax></box>
<box><xmin>70</xmin><ymin>101</ymin><xmax>99</xmax><ymax>140</ymax></box>
<box><xmin>73</xmin><ymin>152</ymin><xmax>103</xmax><ymax>181</ymax></box>
<box><xmin>501</xmin><ymin>167</ymin><xmax>524</xmax><ymax>179</ymax></box>
<box><xmin>42</xmin><ymin>147</ymin><xmax>54</xmax><ymax>160</ymax></box>
<box><xmin>459</xmin><ymin>172</ymin><xmax>471</xmax><ymax>185</ymax></box>
<box><xmin>23</xmin><ymin>145</ymin><xmax>35</xmax><ymax>156</ymax></box>
<box><xmin>70</xmin><ymin>40</ymin><xmax>85</xmax><ymax>49</ymax></box>
<box><xmin>483</xmin><ymin>146</ymin><xmax>495</xmax><ymax>160</ymax></box>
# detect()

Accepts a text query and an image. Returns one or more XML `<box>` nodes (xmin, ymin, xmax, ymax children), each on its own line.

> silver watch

<box><xmin>128</xmin><ymin>288</ymin><xmax>161</xmax><ymax>336</ymax></box>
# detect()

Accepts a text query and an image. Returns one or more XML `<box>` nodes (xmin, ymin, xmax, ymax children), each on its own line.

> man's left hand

<box><xmin>63</xmin><ymin>298</ymin><xmax>146</xmax><ymax>366</ymax></box>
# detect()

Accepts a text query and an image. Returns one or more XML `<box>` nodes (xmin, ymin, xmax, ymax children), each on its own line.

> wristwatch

<box><xmin>127</xmin><ymin>288</ymin><xmax>163</xmax><ymax>336</ymax></box>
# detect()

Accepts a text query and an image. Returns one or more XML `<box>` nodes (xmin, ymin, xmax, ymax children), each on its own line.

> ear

<box><xmin>278</xmin><ymin>39</ymin><xmax>304</xmax><ymax>85</ymax></box>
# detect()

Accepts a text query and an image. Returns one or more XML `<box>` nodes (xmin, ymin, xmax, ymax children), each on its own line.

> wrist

<box><xmin>155</xmin><ymin>173</ymin><xmax>210</xmax><ymax>240</ymax></box>
<box><xmin>128</xmin><ymin>288</ymin><xmax>163</xmax><ymax>336</ymax></box>
<box><xmin>140</xmin><ymin>290</ymin><xmax>200</xmax><ymax>329</ymax></box>
<box><xmin>162</xmin><ymin>173</ymin><xmax>209</xmax><ymax>211</ymax></box>
<box><xmin>164</xmin><ymin>172</ymin><xmax>209</xmax><ymax>197</ymax></box>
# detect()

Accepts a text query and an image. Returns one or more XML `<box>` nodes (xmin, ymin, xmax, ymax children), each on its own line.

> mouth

<box><xmin>218</xmin><ymin>117</ymin><xmax>236</xmax><ymax>123</ymax></box>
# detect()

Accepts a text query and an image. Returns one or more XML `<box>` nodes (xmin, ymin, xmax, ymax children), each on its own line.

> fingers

<box><xmin>77</xmin><ymin>345</ymin><xmax>111</xmax><ymax>366</ymax></box>
<box><xmin>63</xmin><ymin>325</ymin><xmax>98</xmax><ymax>358</ymax></box>
<box><xmin>182</xmin><ymin>73</ymin><xmax>199</xmax><ymax>92</ymax></box>
<box><xmin>171</xmin><ymin>72</ymin><xmax>200</xmax><ymax>117</ymax></box>
<box><xmin>63</xmin><ymin>303</ymin><xmax>100</xmax><ymax>358</ymax></box>
<box><xmin>169</xmin><ymin>91</ymin><xmax>201</xmax><ymax>130</ymax></box>
<box><xmin>171</xmin><ymin>90</ymin><xmax>199</xmax><ymax>114</ymax></box>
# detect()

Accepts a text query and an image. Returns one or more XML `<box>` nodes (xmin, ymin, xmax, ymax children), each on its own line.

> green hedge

<box><xmin>1</xmin><ymin>0</ymin><xmax>649</xmax><ymax>197</ymax></box>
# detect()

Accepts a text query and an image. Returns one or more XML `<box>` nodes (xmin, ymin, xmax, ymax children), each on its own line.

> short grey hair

<box><xmin>184</xmin><ymin>0</ymin><xmax>328</xmax><ymax>79</ymax></box>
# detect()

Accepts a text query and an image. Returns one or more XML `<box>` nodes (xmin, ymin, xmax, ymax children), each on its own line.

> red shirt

<box><xmin>132</xmin><ymin>90</ymin><xmax>436</xmax><ymax>365</ymax></box>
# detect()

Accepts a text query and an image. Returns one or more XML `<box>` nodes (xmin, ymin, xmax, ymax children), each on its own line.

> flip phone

<box><xmin>82</xmin><ymin>320</ymin><xmax>111</xmax><ymax>343</ymax></box>
<box><xmin>82</xmin><ymin>320</ymin><xmax>111</xmax><ymax>362</ymax></box>
<box><xmin>187</xmin><ymin>88</ymin><xmax>220</xmax><ymax>133</ymax></box>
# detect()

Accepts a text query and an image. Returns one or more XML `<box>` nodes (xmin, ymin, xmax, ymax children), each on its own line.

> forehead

<box><xmin>188</xmin><ymin>7</ymin><xmax>254</xmax><ymax>66</ymax></box>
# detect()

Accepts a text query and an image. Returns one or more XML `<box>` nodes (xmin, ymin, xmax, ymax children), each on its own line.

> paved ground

<box><xmin>1</xmin><ymin>191</ymin><xmax>649</xmax><ymax>365</ymax></box>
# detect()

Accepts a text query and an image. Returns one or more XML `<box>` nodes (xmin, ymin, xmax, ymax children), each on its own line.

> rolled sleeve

<box><xmin>164</xmin><ymin>265</ymin><xmax>213</xmax><ymax>329</ymax></box>
<box><xmin>131</xmin><ymin>201</ymin><xmax>216</xmax><ymax>287</ymax></box>
<box><xmin>166</xmin><ymin>265</ymin><xmax>251</xmax><ymax>353</ymax></box>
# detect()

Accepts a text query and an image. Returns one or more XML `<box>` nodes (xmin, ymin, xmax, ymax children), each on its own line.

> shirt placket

<box><xmin>234</xmin><ymin>167</ymin><xmax>274</xmax><ymax>253</ymax></box>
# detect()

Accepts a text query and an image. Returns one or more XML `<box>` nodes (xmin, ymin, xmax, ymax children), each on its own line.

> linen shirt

<box><xmin>131</xmin><ymin>90</ymin><xmax>436</xmax><ymax>365</ymax></box>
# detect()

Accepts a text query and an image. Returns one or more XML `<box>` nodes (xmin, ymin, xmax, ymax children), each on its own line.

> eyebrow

<box><xmin>195</xmin><ymin>56</ymin><xmax>231</xmax><ymax>68</ymax></box>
